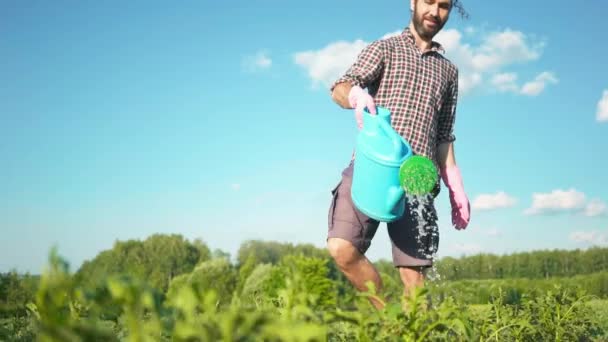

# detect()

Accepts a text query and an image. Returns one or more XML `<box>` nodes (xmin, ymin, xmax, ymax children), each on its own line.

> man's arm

<box><xmin>436</xmin><ymin>68</ymin><xmax>470</xmax><ymax>230</ymax></box>
<box><xmin>437</xmin><ymin>139</ymin><xmax>470</xmax><ymax>230</ymax></box>
<box><xmin>437</xmin><ymin>141</ymin><xmax>457</xmax><ymax>171</ymax></box>
<box><xmin>331</xmin><ymin>82</ymin><xmax>354</xmax><ymax>109</ymax></box>
<box><xmin>436</xmin><ymin>69</ymin><xmax>460</xmax><ymax>177</ymax></box>
<box><xmin>328</xmin><ymin>39</ymin><xmax>385</xmax><ymax>107</ymax></box>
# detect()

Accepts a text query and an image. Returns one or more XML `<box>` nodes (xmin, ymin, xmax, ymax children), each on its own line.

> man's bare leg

<box><xmin>398</xmin><ymin>266</ymin><xmax>426</xmax><ymax>309</ymax></box>
<box><xmin>399</xmin><ymin>266</ymin><xmax>425</xmax><ymax>295</ymax></box>
<box><xmin>327</xmin><ymin>237</ymin><xmax>384</xmax><ymax>309</ymax></box>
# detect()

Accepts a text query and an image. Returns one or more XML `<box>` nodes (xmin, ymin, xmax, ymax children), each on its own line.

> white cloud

<box><xmin>468</xmin><ymin>29</ymin><xmax>542</xmax><ymax>71</ymax></box>
<box><xmin>597</xmin><ymin>90</ymin><xmax>608</xmax><ymax>122</ymax></box>
<box><xmin>490</xmin><ymin>71</ymin><xmax>558</xmax><ymax>96</ymax></box>
<box><xmin>293</xmin><ymin>39</ymin><xmax>368</xmax><ymax>89</ymax></box>
<box><xmin>381</xmin><ymin>30</ymin><xmax>402</xmax><ymax>40</ymax></box>
<box><xmin>231</xmin><ymin>183</ymin><xmax>241</xmax><ymax>191</ymax></box>
<box><xmin>294</xmin><ymin>26</ymin><xmax>552</xmax><ymax>96</ymax></box>
<box><xmin>434</xmin><ymin>28</ymin><xmax>552</xmax><ymax>95</ymax></box>
<box><xmin>472</xmin><ymin>191</ymin><xmax>517</xmax><ymax>210</ymax></box>
<box><xmin>584</xmin><ymin>199</ymin><xmax>607</xmax><ymax>217</ymax></box>
<box><xmin>524</xmin><ymin>188</ymin><xmax>586</xmax><ymax>215</ymax></box>
<box><xmin>520</xmin><ymin>71</ymin><xmax>559</xmax><ymax>96</ymax></box>
<box><xmin>432</xmin><ymin>29</ymin><xmax>483</xmax><ymax>94</ymax></box>
<box><xmin>570</xmin><ymin>230</ymin><xmax>608</xmax><ymax>245</ymax></box>
<box><xmin>242</xmin><ymin>50</ymin><xmax>272</xmax><ymax>72</ymax></box>
<box><xmin>524</xmin><ymin>189</ymin><xmax>607</xmax><ymax>216</ymax></box>
<box><xmin>491</xmin><ymin>73</ymin><xmax>519</xmax><ymax>92</ymax></box>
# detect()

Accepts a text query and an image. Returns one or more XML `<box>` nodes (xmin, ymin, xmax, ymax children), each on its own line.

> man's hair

<box><xmin>452</xmin><ymin>0</ymin><xmax>469</xmax><ymax>19</ymax></box>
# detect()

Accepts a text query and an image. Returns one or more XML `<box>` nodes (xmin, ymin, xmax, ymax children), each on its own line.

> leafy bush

<box><xmin>2</xmin><ymin>248</ymin><xmax>607</xmax><ymax>341</ymax></box>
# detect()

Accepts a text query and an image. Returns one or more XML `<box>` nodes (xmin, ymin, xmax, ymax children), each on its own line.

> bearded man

<box><xmin>326</xmin><ymin>0</ymin><xmax>471</xmax><ymax>309</ymax></box>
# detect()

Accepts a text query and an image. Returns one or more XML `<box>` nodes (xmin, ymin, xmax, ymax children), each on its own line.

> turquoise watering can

<box><xmin>351</xmin><ymin>106</ymin><xmax>413</xmax><ymax>222</ymax></box>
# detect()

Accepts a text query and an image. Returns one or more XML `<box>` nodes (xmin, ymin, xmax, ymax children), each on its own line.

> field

<box><xmin>1</xmin><ymin>235</ymin><xmax>607</xmax><ymax>341</ymax></box>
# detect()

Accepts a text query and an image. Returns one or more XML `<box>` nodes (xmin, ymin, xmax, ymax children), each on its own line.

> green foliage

<box><xmin>167</xmin><ymin>257</ymin><xmax>238</xmax><ymax>307</ymax></box>
<box><xmin>524</xmin><ymin>286</ymin><xmax>601</xmax><ymax>341</ymax></box>
<box><xmin>240</xmin><ymin>263</ymin><xmax>276</xmax><ymax>305</ymax></box>
<box><xmin>0</xmin><ymin>271</ymin><xmax>38</xmax><ymax>319</ymax></box>
<box><xmin>430</xmin><ymin>272</ymin><xmax>608</xmax><ymax>304</ymax></box>
<box><xmin>26</xmin><ymin>248</ymin><xmax>121</xmax><ymax>341</ymax></box>
<box><xmin>211</xmin><ymin>248</ymin><xmax>231</xmax><ymax>260</ymax></box>
<box><xmin>588</xmin><ymin>299</ymin><xmax>608</xmax><ymax>341</ymax></box>
<box><xmin>239</xmin><ymin>253</ymin><xmax>338</xmax><ymax>311</ymax></box>
<box><xmin>436</xmin><ymin>247</ymin><xmax>608</xmax><ymax>281</ymax></box>
<box><xmin>165</xmin><ymin>273</ymin><xmax>189</xmax><ymax>302</ymax></box>
<box><xmin>236</xmin><ymin>254</ymin><xmax>260</xmax><ymax>294</ymax></box>
<box><xmin>470</xmin><ymin>285</ymin><xmax>604</xmax><ymax>341</ymax></box>
<box><xmin>74</xmin><ymin>234</ymin><xmax>210</xmax><ymax>293</ymax></box>
<box><xmin>279</xmin><ymin>254</ymin><xmax>337</xmax><ymax>310</ymax></box>
<box><xmin>0</xmin><ymin>316</ymin><xmax>37</xmax><ymax>341</ymax></box>
<box><xmin>2</xmin><ymin>237</ymin><xmax>608</xmax><ymax>341</ymax></box>
<box><xmin>236</xmin><ymin>240</ymin><xmax>329</xmax><ymax>267</ymax></box>
<box><xmin>327</xmin><ymin>284</ymin><xmax>472</xmax><ymax>341</ymax></box>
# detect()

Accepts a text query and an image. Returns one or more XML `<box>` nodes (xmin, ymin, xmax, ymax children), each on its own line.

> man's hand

<box><xmin>348</xmin><ymin>86</ymin><xmax>376</xmax><ymax>129</ymax></box>
<box><xmin>440</xmin><ymin>165</ymin><xmax>470</xmax><ymax>230</ymax></box>
<box><xmin>437</xmin><ymin>142</ymin><xmax>470</xmax><ymax>230</ymax></box>
<box><xmin>331</xmin><ymin>82</ymin><xmax>376</xmax><ymax>129</ymax></box>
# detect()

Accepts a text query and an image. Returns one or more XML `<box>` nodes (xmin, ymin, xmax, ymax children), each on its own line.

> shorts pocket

<box><xmin>328</xmin><ymin>181</ymin><xmax>342</xmax><ymax>229</ymax></box>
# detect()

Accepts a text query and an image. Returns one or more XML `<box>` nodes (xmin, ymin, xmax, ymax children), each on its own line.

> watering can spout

<box><xmin>386</xmin><ymin>185</ymin><xmax>405</xmax><ymax>214</ymax></box>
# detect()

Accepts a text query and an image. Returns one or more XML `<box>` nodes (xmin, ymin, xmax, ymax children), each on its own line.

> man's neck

<box><xmin>408</xmin><ymin>23</ymin><xmax>434</xmax><ymax>52</ymax></box>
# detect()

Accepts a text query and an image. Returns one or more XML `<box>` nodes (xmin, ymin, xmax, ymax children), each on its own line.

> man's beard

<box><xmin>412</xmin><ymin>9</ymin><xmax>445</xmax><ymax>40</ymax></box>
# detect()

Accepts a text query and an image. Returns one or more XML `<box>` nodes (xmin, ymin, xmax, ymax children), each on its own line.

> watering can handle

<box><xmin>377</xmin><ymin>116</ymin><xmax>403</xmax><ymax>159</ymax></box>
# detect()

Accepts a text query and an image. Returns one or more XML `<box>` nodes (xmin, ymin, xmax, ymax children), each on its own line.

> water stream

<box><xmin>406</xmin><ymin>192</ymin><xmax>441</xmax><ymax>282</ymax></box>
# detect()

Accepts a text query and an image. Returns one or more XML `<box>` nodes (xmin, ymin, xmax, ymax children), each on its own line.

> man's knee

<box><xmin>398</xmin><ymin>266</ymin><xmax>426</xmax><ymax>286</ymax></box>
<box><xmin>327</xmin><ymin>238</ymin><xmax>360</xmax><ymax>267</ymax></box>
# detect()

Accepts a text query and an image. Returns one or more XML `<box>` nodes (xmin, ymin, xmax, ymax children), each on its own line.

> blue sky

<box><xmin>1</xmin><ymin>0</ymin><xmax>607</xmax><ymax>274</ymax></box>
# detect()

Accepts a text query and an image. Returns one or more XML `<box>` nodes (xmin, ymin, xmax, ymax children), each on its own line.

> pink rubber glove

<box><xmin>348</xmin><ymin>85</ymin><xmax>376</xmax><ymax>129</ymax></box>
<box><xmin>440</xmin><ymin>165</ymin><xmax>470</xmax><ymax>230</ymax></box>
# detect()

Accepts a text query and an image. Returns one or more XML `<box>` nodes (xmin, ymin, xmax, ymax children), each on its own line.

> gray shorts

<box><xmin>327</xmin><ymin>161</ymin><xmax>440</xmax><ymax>267</ymax></box>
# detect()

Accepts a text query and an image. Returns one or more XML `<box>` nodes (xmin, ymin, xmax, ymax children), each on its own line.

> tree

<box><xmin>74</xmin><ymin>234</ymin><xmax>210</xmax><ymax>292</ymax></box>
<box><xmin>167</xmin><ymin>257</ymin><xmax>238</xmax><ymax>307</ymax></box>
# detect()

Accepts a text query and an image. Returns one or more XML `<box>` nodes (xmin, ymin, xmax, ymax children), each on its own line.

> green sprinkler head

<box><xmin>399</xmin><ymin>155</ymin><xmax>439</xmax><ymax>196</ymax></box>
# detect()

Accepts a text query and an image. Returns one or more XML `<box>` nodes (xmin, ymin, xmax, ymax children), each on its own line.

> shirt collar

<box><xmin>402</xmin><ymin>27</ymin><xmax>445</xmax><ymax>54</ymax></box>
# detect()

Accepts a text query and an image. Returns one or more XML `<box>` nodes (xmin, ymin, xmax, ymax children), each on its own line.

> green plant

<box><xmin>6</xmin><ymin>247</ymin><xmax>607</xmax><ymax>341</ymax></box>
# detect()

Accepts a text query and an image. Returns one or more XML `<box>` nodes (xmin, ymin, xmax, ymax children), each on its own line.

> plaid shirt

<box><xmin>331</xmin><ymin>27</ymin><xmax>459</xmax><ymax>172</ymax></box>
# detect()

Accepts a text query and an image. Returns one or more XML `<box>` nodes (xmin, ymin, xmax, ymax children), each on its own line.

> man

<box><xmin>326</xmin><ymin>0</ymin><xmax>471</xmax><ymax>309</ymax></box>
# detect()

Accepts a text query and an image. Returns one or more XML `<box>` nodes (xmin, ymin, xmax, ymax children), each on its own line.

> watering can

<box><xmin>350</xmin><ymin>106</ymin><xmax>413</xmax><ymax>222</ymax></box>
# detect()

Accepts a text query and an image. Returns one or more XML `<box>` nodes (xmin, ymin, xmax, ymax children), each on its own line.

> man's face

<box><xmin>412</xmin><ymin>0</ymin><xmax>451</xmax><ymax>40</ymax></box>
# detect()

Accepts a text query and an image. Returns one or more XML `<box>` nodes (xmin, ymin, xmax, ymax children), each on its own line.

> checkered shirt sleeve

<box><xmin>437</xmin><ymin>68</ymin><xmax>458</xmax><ymax>144</ymax></box>
<box><xmin>329</xmin><ymin>40</ymin><xmax>385</xmax><ymax>91</ymax></box>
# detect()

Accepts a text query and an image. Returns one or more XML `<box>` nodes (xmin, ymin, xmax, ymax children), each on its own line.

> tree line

<box><xmin>2</xmin><ymin>233</ymin><xmax>607</xmax><ymax>318</ymax></box>
<box><xmin>1</xmin><ymin>237</ymin><xmax>607</xmax><ymax>341</ymax></box>
<box><xmin>435</xmin><ymin>247</ymin><xmax>608</xmax><ymax>280</ymax></box>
